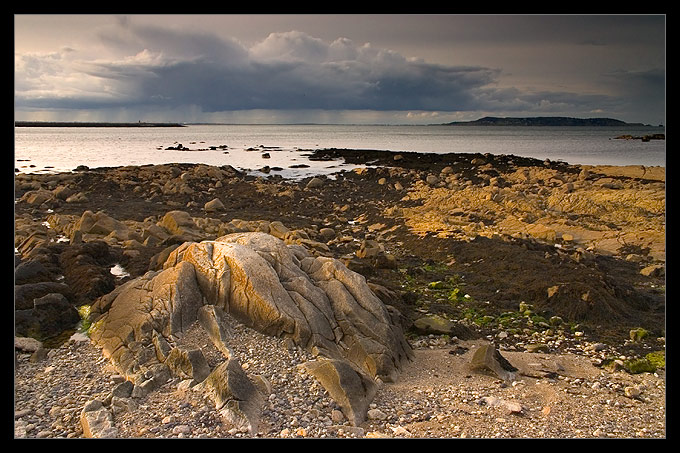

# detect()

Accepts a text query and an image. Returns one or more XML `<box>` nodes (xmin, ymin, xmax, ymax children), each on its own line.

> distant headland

<box><xmin>15</xmin><ymin>121</ymin><xmax>185</xmax><ymax>128</ymax></box>
<box><xmin>441</xmin><ymin>116</ymin><xmax>659</xmax><ymax>127</ymax></box>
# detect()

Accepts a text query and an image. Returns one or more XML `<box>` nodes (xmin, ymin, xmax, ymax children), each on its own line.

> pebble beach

<box><xmin>14</xmin><ymin>148</ymin><xmax>665</xmax><ymax>439</ymax></box>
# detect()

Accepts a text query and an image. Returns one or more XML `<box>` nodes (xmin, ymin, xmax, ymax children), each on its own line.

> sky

<box><xmin>14</xmin><ymin>14</ymin><xmax>666</xmax><ymax>125</ymax></box>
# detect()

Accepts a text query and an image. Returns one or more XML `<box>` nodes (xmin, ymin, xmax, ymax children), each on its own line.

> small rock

<box><xmin>587</xmin><ymin>343</ymin><xmax>607</xmax><ymax>352</ymax></box>
<box><xmin>172</xmin><ymin>424</ymin><xmax>191</xmax><ymax>435</ymax></box>
<box><xmin>319</xmin><ymin>227</ymin><xmax>336</xmax><ymax>241</ymax></box>
<box><xmin>640</xmin><ymin>265</ymin><xmax>664</xmax><ymax>277</ymax></box>
<box><xmin>549</xmin><ymin>316</ymin><xmax>564</xmax><ymax>326</ymax></box>
<box><xmin>365</xmin><ymin>431</ymin><xmax>391</xmax><ymax>438</ymax></box>
<box><xmin>204</xmin><ymin>198</ymin><xmax>225</xmax><ymax>213</ymax></box>
<box><xmin>81</xmin><ymin>399</ymin><xmax>117</xmax><ymax>438</ymax></box>
<box><xmin>593</xmin><ymin>428</ymin><xmax>606</xmax><ymax>437</ymax></box>
<box><xmin>624</xmin><ymin>386</ymin><xmax>642</xmax><ymax>399</ymax></box>
<box><xmin>331</xmin><ymin>409</ymin><xmax>345</xmax><ymax>423</ymax></box>
<box><xmin>367</xmin><ymin>408</ymin><xmax>388</xmax><ymax>420</ymax></box>
<box><xmin>479</xmin><ymin>396</ymin><xmax>500</xmax><ymax>407</ymax></box>
<box><xmin>470</xmin><ymin>343</ymin><xmax>517</xmax><ymax>381</ymax></box>
<box><xmin>526</xmin><ymin>343</ymin><xmax>549</xmax><ymax>353</ymax></box>
<box><xmin>110</xmin><ymin>396</ymin><xmax>138</xmax><ymax>416</ymax></box>
<box><xmin>426</xmin><ymin>175</ymin><xmax>439</xmax><ymax>185</ymax></box>
<box><xmin>391</xmin><ymin>426</ymin><xmax>411</xmax><ymax>437</ymax></box>
<box><xmin>306</xmin><ymin>177</ymin><xmax>324</xmax><ymax>189</ymax></box>
<box><xmin>503</xmin><ymin>401</ymin><xmax>523</xmax><ymax>414</ymax></box>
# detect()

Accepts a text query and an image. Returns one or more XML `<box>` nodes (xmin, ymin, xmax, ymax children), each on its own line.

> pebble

<box><xmin>172</xmin><ymin>425</ymin><xmax>191</xmax><ymax>435</ymax></box>
<box><xmin>367</xmin><ymin>408</ymin><xmax>388</xmax><ymax>420</ymax></box>
<box><xmin>624</xmin><ymin>386</ymin><xmax>641</xmax><ymax>399</ymax></box>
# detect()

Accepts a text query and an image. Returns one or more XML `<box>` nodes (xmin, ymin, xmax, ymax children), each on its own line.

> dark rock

<box><xmin>15</xmin><ymin>282</ymin><xmax>73</xmax><ymax>310</ymax></box>
<box><xmin>58</xmin><ymin>241</ymin><xmax>119</xmax><ymax>304</ymax></box>
<box><xmin>15</xmin><ymin>259</ymin><xmax>54</xmax><ymax>285</ymax></box>
<box><xmin>15</xmin><ymin>292</ymin><xmax>80</xmax><ymax>340</ymax></box>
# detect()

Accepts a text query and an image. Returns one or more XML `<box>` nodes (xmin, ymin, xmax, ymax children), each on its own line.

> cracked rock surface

<box><xmin>86</xmin><ymin>232</ymin><xmax>412</xmax><ymax>429</ymax></box>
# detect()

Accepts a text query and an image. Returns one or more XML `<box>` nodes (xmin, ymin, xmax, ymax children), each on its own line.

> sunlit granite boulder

<box><xmin>87</xmin><ymin>232</ymin><xmax>413</xmax><ymax>427</ymax></box>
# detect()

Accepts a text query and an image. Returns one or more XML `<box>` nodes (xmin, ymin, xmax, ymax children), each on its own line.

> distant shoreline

<box><xmin>15</xmin><ymin>117</ymin><xmax>663</xmax><ymax>128</ymax></box>
<box><xmin>15</xmin><ymin>121</ymin><xmax>185</xmax><ymax>128</ymax></box>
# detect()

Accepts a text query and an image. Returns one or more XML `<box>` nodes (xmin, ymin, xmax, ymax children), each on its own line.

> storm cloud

<box><xmin>16</xmin><ymin>24</ymin><xmax>503</xmax><ymax>113</ymax></box>
<box><xmin>14</xmin><ymin>15</ymin><xmax>665</xmax><ymax>124</ymax></box>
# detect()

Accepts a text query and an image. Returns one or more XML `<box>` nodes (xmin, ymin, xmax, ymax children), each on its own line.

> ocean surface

<box><xmin>14</xmin><ymin>124</ymin><xmax>666</xmax><ymax>179</ymax></box>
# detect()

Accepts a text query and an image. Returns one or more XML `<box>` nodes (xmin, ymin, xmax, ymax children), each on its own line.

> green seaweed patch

<box><xmin>623</xmin><ymin>351</ymin><xmax>665</xmax><ymax>374</ymax></box>
<box><xmin>497</xmin><ymin>311</ymin><xmax>522</xmax><ymax>328</ymax></box>
<box><xmin>428</xmin><ymin>280</ymin><xmax>448</xmax><ymax>290</ymax></box>
<box><xmin>461</xmin><ymin>307</ymin><xmax>495</xmax><ymax>326</ymax></box>
<box><xmin>77</xmin><ymin>305</ymin><xmax>93</xmax><ymax>335</ymax></box>
<box><xmin>422</xmin><ymin>262</ymin><xmax>451</xmax><ymax>273</ymax></box>
<box><xmin>448</xmin><ymin>287</ymin><xmax>472</xmax><ymax>304</ymax></box>
<box><xmin>529</xmin><ymin>314</ymin><xmax>551</xmax><ymax>329</ymax></box>
<box><xmin>645</xmin><ymin>351</ymin><xmax>665</xmax><ymax>369</ymax></box>
<box><xmin>629</xmin><ymin>328</ymin><xmax>649</xmax><ymax>342</ymax></box>
<box><xmin>86</xmin><ymin>316</ymin><xmax>105</xmax><ymax>338</ymax></box>
<box><xmin>624</xmin><ymin>357</ymin><xmax>657</xmax><ymax>374</ymax></box>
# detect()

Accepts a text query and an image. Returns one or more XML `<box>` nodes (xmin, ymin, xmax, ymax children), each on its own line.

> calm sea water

<box><xmin>14</xmin><ymin>124</ymin><xmax>666</xmax><ymax>179</ymax></box>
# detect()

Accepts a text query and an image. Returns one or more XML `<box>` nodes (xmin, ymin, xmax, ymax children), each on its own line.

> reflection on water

<box><xmin>15</xmin><ymin>124</ymin><xmax>666</xmax><ymax>177</ymax></box>
<box><xmin>110</xmin><ymin>264</ymin><xmax>130</xmax><ymax>279</ymax></box>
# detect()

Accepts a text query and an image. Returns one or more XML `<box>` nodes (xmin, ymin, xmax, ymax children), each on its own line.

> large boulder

<box><xmin>87</xmin><ymin>232</ymin><xmax>413</xmax><ymax>426</ymax></box>
<box><xmin>162</xmin><ymin>232</ymin><xmax>412</xmax><ymax>382</ymax></box>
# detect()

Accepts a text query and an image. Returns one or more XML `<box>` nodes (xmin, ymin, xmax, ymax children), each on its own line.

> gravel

<box><xmin>15</xmin><ymin>318</ymin><xmax>666</xmax><ymax>439</ymax></box>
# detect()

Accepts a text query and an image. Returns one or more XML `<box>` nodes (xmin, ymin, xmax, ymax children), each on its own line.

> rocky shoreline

<box><xmin>14</xmin><ymin>150</ymin><xmax>665</xmax><ymax>438</ymax></box>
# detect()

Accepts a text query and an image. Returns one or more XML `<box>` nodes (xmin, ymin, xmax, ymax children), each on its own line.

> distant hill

<box><xmin>441</xmin><ymin>116</ymin><xmax>648</xmax><ymax>127</ymax></box>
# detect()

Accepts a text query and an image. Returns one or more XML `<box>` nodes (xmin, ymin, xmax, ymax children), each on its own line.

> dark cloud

<box><xmin>121</xmin><ymin>56</ymin><xmax>501</xmax><ymax>112</ymax></box>
<box><xmin>14</xmin><ymin>17</ymin><xmax>665</xmax><ymax>124</ymax></box>
<box><xmin>16</xmin><ymin>26</ymin><xmax>509</xmax><ymax>113</ymax></box>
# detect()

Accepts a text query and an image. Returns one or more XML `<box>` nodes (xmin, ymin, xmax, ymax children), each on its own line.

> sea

<box><xmin>14</xmin><ymin>124</ymin><xmax>666</xmax><ymax>179</ymax></box>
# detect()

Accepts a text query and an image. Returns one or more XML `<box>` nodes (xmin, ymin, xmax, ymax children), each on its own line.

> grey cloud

<box><xmin>601</xmin><ymin>68</ymin><xmax>665</xmax><ymax>121</ymax></box>
<box><xmin>97</xmin><ymin>19</ymin><xmax>250</xmax><ymax>64</ymax></box>
<box><xmin>15</xmin><ymin>23</ymin><xmax>630</xmax><ymax>118</ymax></box>
<box><xmin>127</xmin><ymin>54</ymin><xmax>502</xmax><ymax>112</ymax></box>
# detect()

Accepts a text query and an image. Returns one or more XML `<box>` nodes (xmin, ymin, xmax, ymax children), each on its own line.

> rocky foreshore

<box><xmin>14</xmin><ymin>150</ymin><xmax>665</xmax><ymax>438</ymax></box>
